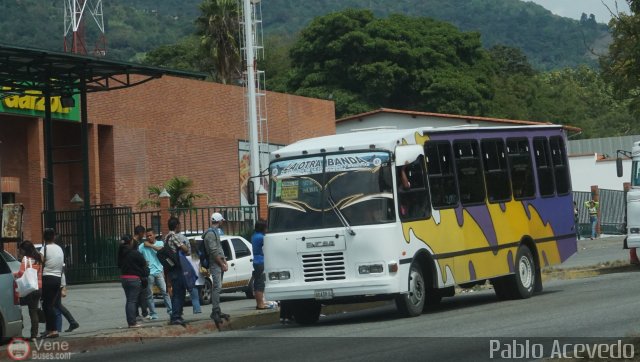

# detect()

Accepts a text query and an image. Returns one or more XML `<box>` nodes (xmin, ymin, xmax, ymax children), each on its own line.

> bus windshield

<box><xmin>268</xmin><ymin>151</ymin><xmax>395</xmax><ymax>232</ymax></box>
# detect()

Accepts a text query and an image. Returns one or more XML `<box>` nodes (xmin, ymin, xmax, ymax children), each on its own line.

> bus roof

<box><xmin>271</xmin><ymin>125</ymin><xmax>564</xmax><ymax>161</ymax></box>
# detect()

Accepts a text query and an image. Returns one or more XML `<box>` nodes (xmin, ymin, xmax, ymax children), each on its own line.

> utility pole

<box><xmin>242</xmin><ymin>0</ymin><xmax>261</xmax><ymax>203</ymax></box>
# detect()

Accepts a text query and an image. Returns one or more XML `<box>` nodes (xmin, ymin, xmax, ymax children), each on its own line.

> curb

<box><xmin>542</xmin><ymin>262</ymin><xmax>639</xmax><ymax>281</ymax></box>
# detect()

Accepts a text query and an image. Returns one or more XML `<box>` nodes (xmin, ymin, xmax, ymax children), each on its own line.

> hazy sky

<box><xmin>525</xmin><ymin>0</ymin><xmax>631</xmax><ymax>23</ymax></box>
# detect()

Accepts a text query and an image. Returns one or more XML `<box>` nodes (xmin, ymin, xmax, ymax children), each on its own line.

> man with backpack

<box><xmin>202</xmin><ymin>213</ymin><xmax>229</xmax><ymax>329</ymax></box>
<box><xmin>164</xmin><ymin>217</ymin><xmax>190</xmax><ymax>326</ymax></box>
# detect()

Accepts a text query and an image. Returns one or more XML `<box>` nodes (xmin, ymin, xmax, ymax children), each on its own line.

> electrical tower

<box><xmin>239</xmin><ymin>0</ymin><xmax>268</xmax><ymax>199</ymax></box>
<box><xmin>63</xmin><ymin>0</ymin><xmax>107</xmax><ymax>56</ymax></box>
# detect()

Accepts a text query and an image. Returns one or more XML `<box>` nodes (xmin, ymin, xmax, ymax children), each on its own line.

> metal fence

<box><xmin>171</xmin><ymin>206</ymin><xmax>257</xmax><ymax>239</ymax></box>
<box><xmin>573</xmin><ymin>189</ymin><xmax>625</xmax><ymax>237</ymax></box>
<box><xmin>42</xmin><ymin>205</ymin><xmax>257</xmax><ymax>284</ymax></box>
<box><xmin>42</xmin><ymin>206</ymin><xmax>133</xmax><ymax>284</ymax></box>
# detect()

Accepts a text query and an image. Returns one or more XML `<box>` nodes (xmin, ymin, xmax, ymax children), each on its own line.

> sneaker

<box><xmin>65</xmin><ymin>322</ymin><xmax>79</xmax><ymax>332</ymax></box>
<box><xmin>128</xmin><ymin>323</ymin><xmax>143</xmax><ymax>328</ymax></box>
<box><xmin>169</xmin><ymin>319</ymin><xmax>186</xmax><ymax>326</ymax></box>
<box><xmin>147</xmin><ymin>315</ymin><xmax>159</xmax><ymax>320</ymax></box>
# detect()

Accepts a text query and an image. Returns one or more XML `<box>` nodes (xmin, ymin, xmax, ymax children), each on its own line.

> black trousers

<box><xmin>42</xmin><ymin>275</ymin><xmax>61</xmax><ymax>332</ymax></box>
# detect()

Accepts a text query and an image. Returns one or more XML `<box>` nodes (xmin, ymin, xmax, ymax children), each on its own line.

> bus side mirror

<box><xmin>616</xmin><ymin>157</ymin><xmax>624</xmax><ymax>178</ymax></box>
<box><xmin>247</xmin><ymin>180</ymin><xmax>256</xmax><ymax>205</ymax></box>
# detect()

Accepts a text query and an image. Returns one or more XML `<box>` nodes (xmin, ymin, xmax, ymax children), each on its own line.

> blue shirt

<box><xmin>251</xmin><ymin>232</ymin><xmax>265</xmax><ymax>265</ymax></box>
<box><xmin>138</xmin><ymin>240</ymin><xmax>164</xmax><ymax>275</ymax></box>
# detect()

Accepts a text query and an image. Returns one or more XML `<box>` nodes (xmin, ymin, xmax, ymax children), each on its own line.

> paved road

<box><xmin>20</xmin><ymin>235</ymin><xmax>630</xmax><ymax>338</ymax></box>
<box><xmin>69</xmin><ymin>271</ymin><xmax>640</xmax><ymax>362</ymax></box>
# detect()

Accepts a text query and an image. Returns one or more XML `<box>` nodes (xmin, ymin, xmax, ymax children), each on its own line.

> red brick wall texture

<box><xmin>87</xmin><ymin>75</ymin><xmax>336</xmax><ymax>209</ymax></box>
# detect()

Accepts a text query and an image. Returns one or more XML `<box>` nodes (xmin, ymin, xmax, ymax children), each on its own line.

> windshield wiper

<box><xmin>327</xmin><ymin>196</ymin><xmax>356</xmax><ymax>236</ymax></box>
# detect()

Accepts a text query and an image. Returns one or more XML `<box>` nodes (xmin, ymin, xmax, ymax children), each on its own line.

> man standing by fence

<box><xmin>139</xmin><ymin>227</ymin><xmax>172</xmax><ymax>320</ymax></box>
<box><xmin>204</xmin><ymin>213</ymin><xmax>229</xmax><ymax>329</ymax></box>
<box><xmin>585</xmin><ymin>200</ymin><xmax>600</xmax><ymax>239</ymax></box>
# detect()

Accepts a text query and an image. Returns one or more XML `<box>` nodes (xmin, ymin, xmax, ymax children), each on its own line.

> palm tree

<box><xmin>196</xmin><ymin>0</ymin><xmax>242</xmax><ymax>84</ymax></box>
<box><xmin>138</xmin><ymin>176</ymin><xmax>205</xmax><ymax>210</ymax></box>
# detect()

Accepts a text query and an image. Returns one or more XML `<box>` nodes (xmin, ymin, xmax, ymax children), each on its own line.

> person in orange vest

<box><xmin>584</xmin><ymin>200</ymin><xmax>599</xmax><ymax>239</ymax></box>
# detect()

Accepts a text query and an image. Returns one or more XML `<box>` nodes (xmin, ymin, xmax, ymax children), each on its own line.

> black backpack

<box><xmin>198</xmin><ymin>230</ymin><xmax>212</xmax><ymax>269</ymax></box>
<box><xmin>157</xmin><ymin>234</ymin><xmax>179</xmax><ymax>271</ymax></box>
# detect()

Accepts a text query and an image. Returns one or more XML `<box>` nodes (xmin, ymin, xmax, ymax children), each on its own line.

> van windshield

<box><xmin>268</xmin><ymin>152</ymin><xmax>395</xmax><ymax>232</ymax></box>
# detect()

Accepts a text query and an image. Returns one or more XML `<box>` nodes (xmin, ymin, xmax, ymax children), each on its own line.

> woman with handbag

<box><xmin>15</xmin><ymin>240</ymin><xmax>43</xmax><ymax>340</ymax></box>
<box><xmin>117</xmin><ymin>234</ymin><xmax>149</xmax><ymax>328</ymax></box>
<box><xmin>40</xmin><ymin>228</ymin><xmax>64</xmax><ymax>339</ymax></box>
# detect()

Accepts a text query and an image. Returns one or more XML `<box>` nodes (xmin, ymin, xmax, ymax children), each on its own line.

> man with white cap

<box><xmin>203</xmin><ymin>212</ymin><xmax>229</xmax><ymax>329</ymax></box>
<box><xmin>211</xmin><ymin>212</ymin><xmax>225</xmax><ymax>236</ymax></box>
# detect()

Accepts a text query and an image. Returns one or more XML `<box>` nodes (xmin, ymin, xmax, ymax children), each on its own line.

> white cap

<box><xmin>211</xmin><ymin>212</ymin><xmax>225</xmax><ymax>222</ymax></box>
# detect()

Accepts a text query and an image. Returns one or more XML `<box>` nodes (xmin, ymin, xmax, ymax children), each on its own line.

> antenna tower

<box><xmin>64</xmin><ymin>0</ymin><xmax>107</xmax><ymax>56</ymax></box>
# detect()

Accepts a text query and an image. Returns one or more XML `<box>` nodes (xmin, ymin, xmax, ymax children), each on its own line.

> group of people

<box><xmin>14</xmin><ymin>228</ymin><xmax>79</xmax><ymax>340</ymax></box>
<box><xmin>116</xmin><ymin>212</ymin><xmax>276</xmax><ymax>330</ymax></box>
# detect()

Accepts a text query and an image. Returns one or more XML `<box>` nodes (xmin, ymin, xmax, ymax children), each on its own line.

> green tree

<box><xmin>141</xmin><ymin>36</ymin><xmax>202</xmax><ymax>72</ymax></box>
<box><xmin>600</xmin><ymin>0</ymin><xmax>640</xmax><ymax>116</ymax></box>
<box><xmin>195</xmin><ymin>0</ymin><xmax>242</xmax><ymax>84</ymax></box>
<box><xmin>286</xmin><ymin>9</ymin><xmax>496</xmax><ymax>118</ymax></box>
<box><xmin>138</xmin><ymin>176</ymin><xmax>205</xmax><ymax>209</ymax></box>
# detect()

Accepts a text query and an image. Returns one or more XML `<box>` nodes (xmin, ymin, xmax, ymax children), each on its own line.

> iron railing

<box><xmin>170</xmin><ymin>206</ymin><xmax>257</xmax><ymax>239</ymax></box>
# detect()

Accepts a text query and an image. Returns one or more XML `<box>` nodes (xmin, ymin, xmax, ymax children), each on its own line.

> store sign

<box><xmin>0</xmin><ymin>88</ymin><xmax>80</xmax><ymax>121</ymax></box>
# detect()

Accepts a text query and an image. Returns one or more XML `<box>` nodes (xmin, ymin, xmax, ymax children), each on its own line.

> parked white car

<box><xmin>153</xmin><ymin>235</ymin><xmax>255</xmax><ymax>304</ymax></box>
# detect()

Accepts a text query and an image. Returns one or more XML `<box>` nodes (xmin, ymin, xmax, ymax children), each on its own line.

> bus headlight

<box><xmin>358</xmin><ymin>264</ymin><xmax>384</xmax><ymax>274</ymax></box>
<box><xmin>268</xmin><ymin>271</ymin><xmax>291</xmax><ymax>280</ymax></box>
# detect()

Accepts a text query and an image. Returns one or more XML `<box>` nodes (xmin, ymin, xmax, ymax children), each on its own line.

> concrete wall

<box><xmin>569</xmin><ymin>154</ymin><xmax>631</xmax><ymax>192</ymax></box>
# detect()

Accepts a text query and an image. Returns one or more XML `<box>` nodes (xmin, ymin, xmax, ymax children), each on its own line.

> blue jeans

<box><xmin>55</xmin><ymin>303</ymin><xmax>77</xmax><ymax>332</ymax></box>
<box><xmin>590</xmin><ymin>215</ymin><xmax>598</xmax><ymax>238</ymax></box>
<box><xmin>147</xmin><ymin>272</ymin><xmax>171</xmax><ymax>317</ymax></box>
<box><xmin>190</xmin><ymin>286</ymin><xmax>201</xmax><ymax>313</ymax></box>
<box><xmin>168</xmin><ymin>270</ymin><xmax>186</xmax><ymax>321</ymax></box>
<box><xmin>121</xmin><ymin>278</ymin><xmax>142</xmax><ymax>326</ymax></box>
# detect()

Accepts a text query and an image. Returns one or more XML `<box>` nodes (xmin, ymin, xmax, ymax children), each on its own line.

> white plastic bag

<box><xmin>16</xmin><ymin>257</ymin><xmax>38</xmax><ymax>297</ymax></box>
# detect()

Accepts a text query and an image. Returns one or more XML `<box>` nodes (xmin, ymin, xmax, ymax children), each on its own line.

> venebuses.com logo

<box><xmin>7</xmin><ymin>338</ymin><xmax>31</xmax><ymax>361</ymax></box>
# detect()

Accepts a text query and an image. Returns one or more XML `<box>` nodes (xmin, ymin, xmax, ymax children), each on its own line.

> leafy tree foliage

<box><xmin>138</xmin><ymin>176</ymin><xmax>205</xmax><ymax>209</ymax></box>
<box><xmin>195</xmin><ymin>0</ymin><xmax>242</xmax><ymax>84</ymax></box>
<box><xmin>286</xmin><ymin>9</ymin><xmax>496</xmax><ymax>118</ymax></box>
<box><xmin>600</xmin><ymin>0</ymin><xmax>640</xmax><ymax>116</ymax></box>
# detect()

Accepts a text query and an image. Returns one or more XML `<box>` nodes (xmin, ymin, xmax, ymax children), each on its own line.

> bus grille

<box><xmin>301</xmin><ymin>252</ymin><xmax>346</xmax><ymax>282</ymax></box>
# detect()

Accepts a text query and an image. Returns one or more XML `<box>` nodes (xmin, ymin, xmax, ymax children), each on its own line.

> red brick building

<box><xmin>0</xmin><ymin>75</ymin><xmax>336</xmax><ymax>242</ymax></box>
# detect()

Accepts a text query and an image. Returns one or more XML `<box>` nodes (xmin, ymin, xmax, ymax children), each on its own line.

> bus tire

<box><xmin>291</xmin><ymin>300</ymin><xmax>321</xmax><ymax>325</ymax></box>
<box><xmin>513</xmin><ymin>245</ymin><xmax>535</xmax><ymax>299</ymax></box>
<box><xmin>395</xmin><ymin>262</ymin><xmax>426</xmax><ymax>317</ymax></box>
<box><xmin>493</xmin><ymin>246</ymin><xmax>535</xmax><ymax>300</ymax></box>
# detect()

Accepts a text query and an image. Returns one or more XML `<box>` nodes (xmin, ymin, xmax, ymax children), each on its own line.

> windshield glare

<box><xmin>268</xmin><ymin>152</ymin><xmax>395</xmax><ymax>232</ymax></box>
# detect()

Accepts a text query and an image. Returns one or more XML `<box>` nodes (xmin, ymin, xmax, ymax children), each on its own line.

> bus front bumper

<box><xmin>265</xmin><ymin>276</ymin><xmax>401</xmax><ymax>301</ymax></box>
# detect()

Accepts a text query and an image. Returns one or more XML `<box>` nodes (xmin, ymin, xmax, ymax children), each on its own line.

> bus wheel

<box><xmin>493</xmin><ymin>246</ymin><xmax>535</xmax><ymax>300</ymax></box>
<box><xmin>513</xmin><ymin>245</ymin><xmax>535</xmax><ymax>298</ymax></box>
<box><xmin>291</xmin><ymin>300</ymin><xmax>321</xmax><ymax>325</ymax></box>
<box><xmin>395</xmin><ymin>262</ymin><xmax>425</xmax><ymax>317</ymax></box>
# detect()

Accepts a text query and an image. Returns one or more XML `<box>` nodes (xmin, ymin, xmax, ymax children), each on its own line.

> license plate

<box><xmin>314</xmin><ymin>289</ymin><xmax>334</xmax><ymax>300</ymax></box>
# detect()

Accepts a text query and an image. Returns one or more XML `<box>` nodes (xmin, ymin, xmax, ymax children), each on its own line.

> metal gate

<box><xmin>42</xmin><ymin>206</ymin><xmax>135</xmax><ymax>283</ymax></box>
<box><xmin>573</xmin><ymin>190</ymin><xmax>626</xmax><ymax>237</ymax></box>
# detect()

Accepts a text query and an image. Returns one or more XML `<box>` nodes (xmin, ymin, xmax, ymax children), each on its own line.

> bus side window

<box><xmin>453</xmin><ymin>140</ymin><xmax>486</xmax><ymax>205</ymax></box>
<box><xmin>397</xmin><ymin>156</ymin><xmax>431</xmax><ymax>221</ymax></box>
<box><xmin>425</xmin><ymin>141</ymin><xmax>459</xmax><ymax>208</ymax></box>
<box><xmin>507</xmin><ymin>138</ymin><xmax>536</xmax><ymax>199</ymax></box>
<box><xmin>549</xmin><ymin>136</ymin><xmax>571</xmax><ymax>195</ymax></box>
<box><xmin>481</xmin><ymin>139</ymin><xmax>511</xmax><ymax>203</ymax></box>
<box><xmin>533</xmin><ymin>137</ymin><xmax>555</xmax><ymax>197</ymax></box>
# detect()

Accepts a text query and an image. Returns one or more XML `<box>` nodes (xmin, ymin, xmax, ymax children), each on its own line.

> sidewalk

<box><xmin>19</xmin><ymin>235</ymin><xmax>632</xmax><ymax>339</ymax></box>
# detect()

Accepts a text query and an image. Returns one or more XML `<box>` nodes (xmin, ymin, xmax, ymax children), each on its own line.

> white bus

<box><xmin>264</xmin><ymin>126</ymin><xmax>577</xmax><ymax>324</ymax></box>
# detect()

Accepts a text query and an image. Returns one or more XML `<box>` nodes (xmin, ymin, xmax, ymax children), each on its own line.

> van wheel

<box><xmin>200</xmin><ymin>279</ymin><xmax>212</xmax><ymax>305</ymax></box>
<box><xmin>493</xmin><ymin>246</ymin><xmax>535</xmax><ymax>300</ymax></box>
<box><xmin>291</xmin><ymin>300</ymin><xmax>321</xmax><ymax>325</ymax></box>
<box><xmin>245</xmin><ymin>276</ymin><xmax>255</xmax><ymax>299</ymax></box>
<box><xmin>395</xmin><ymin>262</ymin><xmax>425</xmax><ymax>317</ymax></box>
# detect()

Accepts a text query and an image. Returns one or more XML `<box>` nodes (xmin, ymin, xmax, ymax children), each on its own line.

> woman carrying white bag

<box><xmin>15</xmin><ymin>240</ymin><xmax>43</xmax><ymax>340</ymax></box>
